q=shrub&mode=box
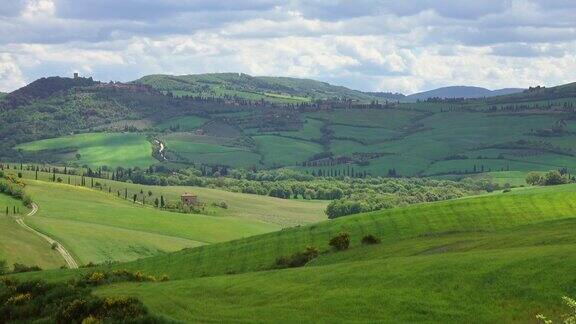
[86,272,106,285]
[361,234,381,245]
[211,201,229,209]
[543,170,569,186]
[12,263,42,273]
[51,242,59,250]
[275,246,320,268]
[329,232,351,251]
[5,293,32,305]
[77,269,164,287]
[525,172,543,186]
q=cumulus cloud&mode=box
[0,0,575,93]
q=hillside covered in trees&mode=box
[2,74,576,179]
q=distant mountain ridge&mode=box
[405,86,524,101]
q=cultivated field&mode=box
[17,133,157,168]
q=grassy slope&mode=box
[135,73,375,102]
[73,184,576,322]
[12,171,326,266]
[155,115,207,131]
[162,132,261,168]
[254,135,324,166]
[17,169,327,227]
[15,184,576,322]
[0,194,64,269]
[16,133,157,168]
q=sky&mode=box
[0,0,575,94]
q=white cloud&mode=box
[0,0,575,93]
[0,54,26,92]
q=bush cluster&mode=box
[275,246,320,269]
[274,232,381,268]
[0,176,31,206]
[526,170,571,186]
[0,277,166,323]
[329,232,351,250]
[12,263,42,273]
[361,234,381,245]
[75,269,169,287]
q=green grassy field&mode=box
[254,135,324,167]
[155,115,207,131]
[12,105,576,177]
[276,118,324,140]
[8,171,326,266]
[0,193,63,269]
[13,169,328,227]
[161,132,261,167]
[16,133,157,168]
[307,108,422,128]
[16,183,576,322]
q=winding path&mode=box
[155,139,167,161]
[16,203,79,269]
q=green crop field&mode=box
[307,108,422,128]
[0,193,63,269]
[161,132,261,167]
[16,133,157,168]
[254,135,324,167]
[155,115,207,131]
[10,104,576,177]
[15,183,576,322]
[276,118,324,140]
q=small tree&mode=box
[361,234,381,245]
[133,194,137,203]
[329,232,351,251]
[526,172,543,186]
[154,198,159,207]
[544,170,568,186]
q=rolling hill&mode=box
[134,73,380,102]
[12,182,576,322]
[0,170,327,266]
[2,74,576,178]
